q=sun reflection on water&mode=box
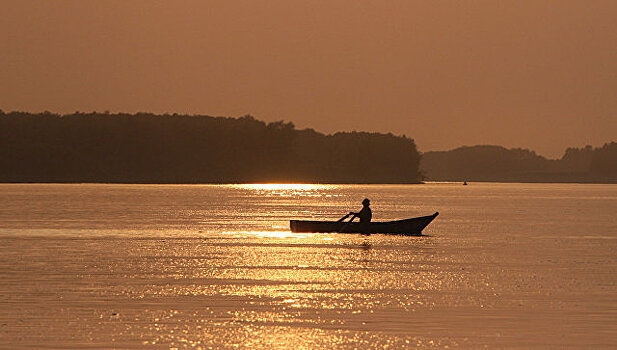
[222,230,323,239]
[231,183,340,198]
[234,184,331,191]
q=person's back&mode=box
[351,198,372,223]
[357,205,372,223]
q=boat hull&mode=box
[290,212,439,235]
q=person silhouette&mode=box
[350,198,372,223]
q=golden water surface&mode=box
[0,183,616,348]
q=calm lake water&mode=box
[1,183,616,348]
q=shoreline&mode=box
[0,180,425,185]
[2,180,617,185]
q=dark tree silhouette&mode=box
[0,111,423,183]
[589,142,617,178]
[421,144,617,183]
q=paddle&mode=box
[338,214,356,233]
[337,213,352,222]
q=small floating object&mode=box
[290,212,439,235]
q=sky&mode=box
[1,0,616,158]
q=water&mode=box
[0,183,616,348]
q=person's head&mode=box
[362,198,370,207]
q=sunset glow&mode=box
[222,230,320,239]
[1,1,616,348]
[234,184,330,192]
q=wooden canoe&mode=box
[290,212,439,235]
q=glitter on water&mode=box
[0,183,616,348]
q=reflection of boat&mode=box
[290,212,439,235]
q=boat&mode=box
[290,212,439,235]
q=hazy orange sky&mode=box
[1,1,616,158]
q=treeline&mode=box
[0,111,422,183]
[421,144,617,183]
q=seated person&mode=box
[350,198,372,223]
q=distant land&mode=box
[422,144,617,183]
[2,111,615,184]
[0,111,422,184]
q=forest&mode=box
[0,111,423,183]
[421,143,617,183]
